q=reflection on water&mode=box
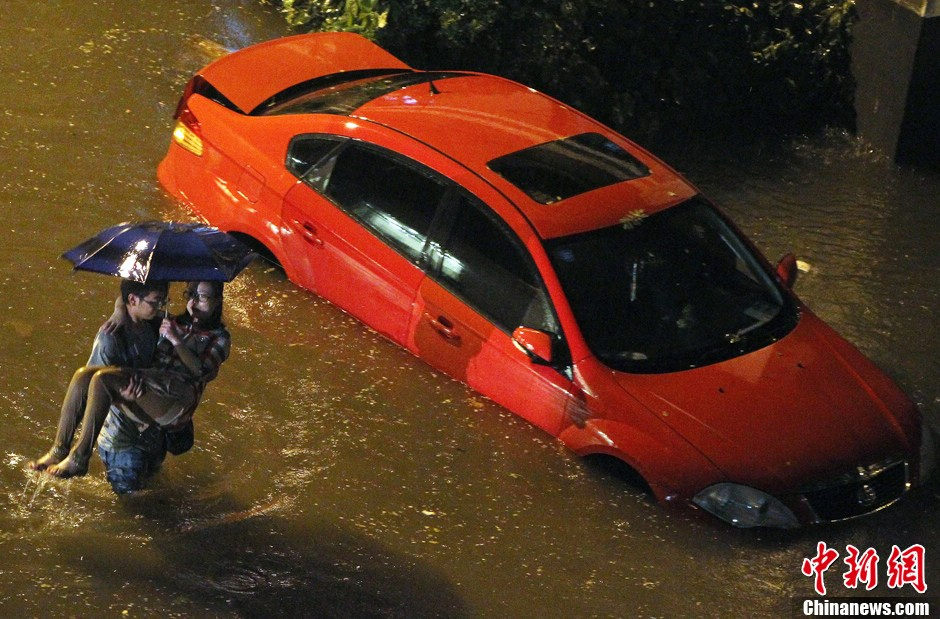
[0,0,936,616]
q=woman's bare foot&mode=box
[46,455,88,478]
[27,448,66,472]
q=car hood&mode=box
[612,314,915,493]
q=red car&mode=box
[158,32,932,527]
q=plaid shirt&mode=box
[154,316,230,402]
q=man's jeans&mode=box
[98,445,165,494]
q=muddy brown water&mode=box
[0,1,936,616]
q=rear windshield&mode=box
[487,133,650,204]
[257,71,466,117]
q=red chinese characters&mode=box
[843,545,879,590]
[887,544,927,593]
[803,542,928,595]
[802,542,841,595]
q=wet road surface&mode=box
[0,1,936,615]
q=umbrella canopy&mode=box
[62,221,256,283]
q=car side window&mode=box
[433,192,558,335]
[286,135,346,179]
[317,143,447,264]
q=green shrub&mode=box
[265,0,387,38]
[264,0,855,138]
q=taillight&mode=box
[172,119,203,157]
[172,78,204,156]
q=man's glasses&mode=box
[141,297,168,310]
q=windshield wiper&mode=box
[724,321,764,344]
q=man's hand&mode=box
[120,373,145,402]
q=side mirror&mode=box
[511,327,554,365]
[776,252,798,288]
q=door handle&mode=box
[425,313,460,342]
[296,221,323,247]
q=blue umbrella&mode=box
[62,221,256,283]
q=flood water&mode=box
[0,1,936,616]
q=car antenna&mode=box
[425,70,441,95]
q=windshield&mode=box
[544,197,798,373]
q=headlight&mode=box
[693,483,799,529]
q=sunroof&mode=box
[258,71,466,117]
[487,133,650,204]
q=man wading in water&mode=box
[29,279,167,479]
[29,280,231,493]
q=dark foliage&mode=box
[264,0,856,139]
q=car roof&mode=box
[198,33,697,239]
[350,74,697,239]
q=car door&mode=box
[281,136,447,345]
[408,190,576,437]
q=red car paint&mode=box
[158,32,925,527]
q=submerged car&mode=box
[158,32,931,527]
